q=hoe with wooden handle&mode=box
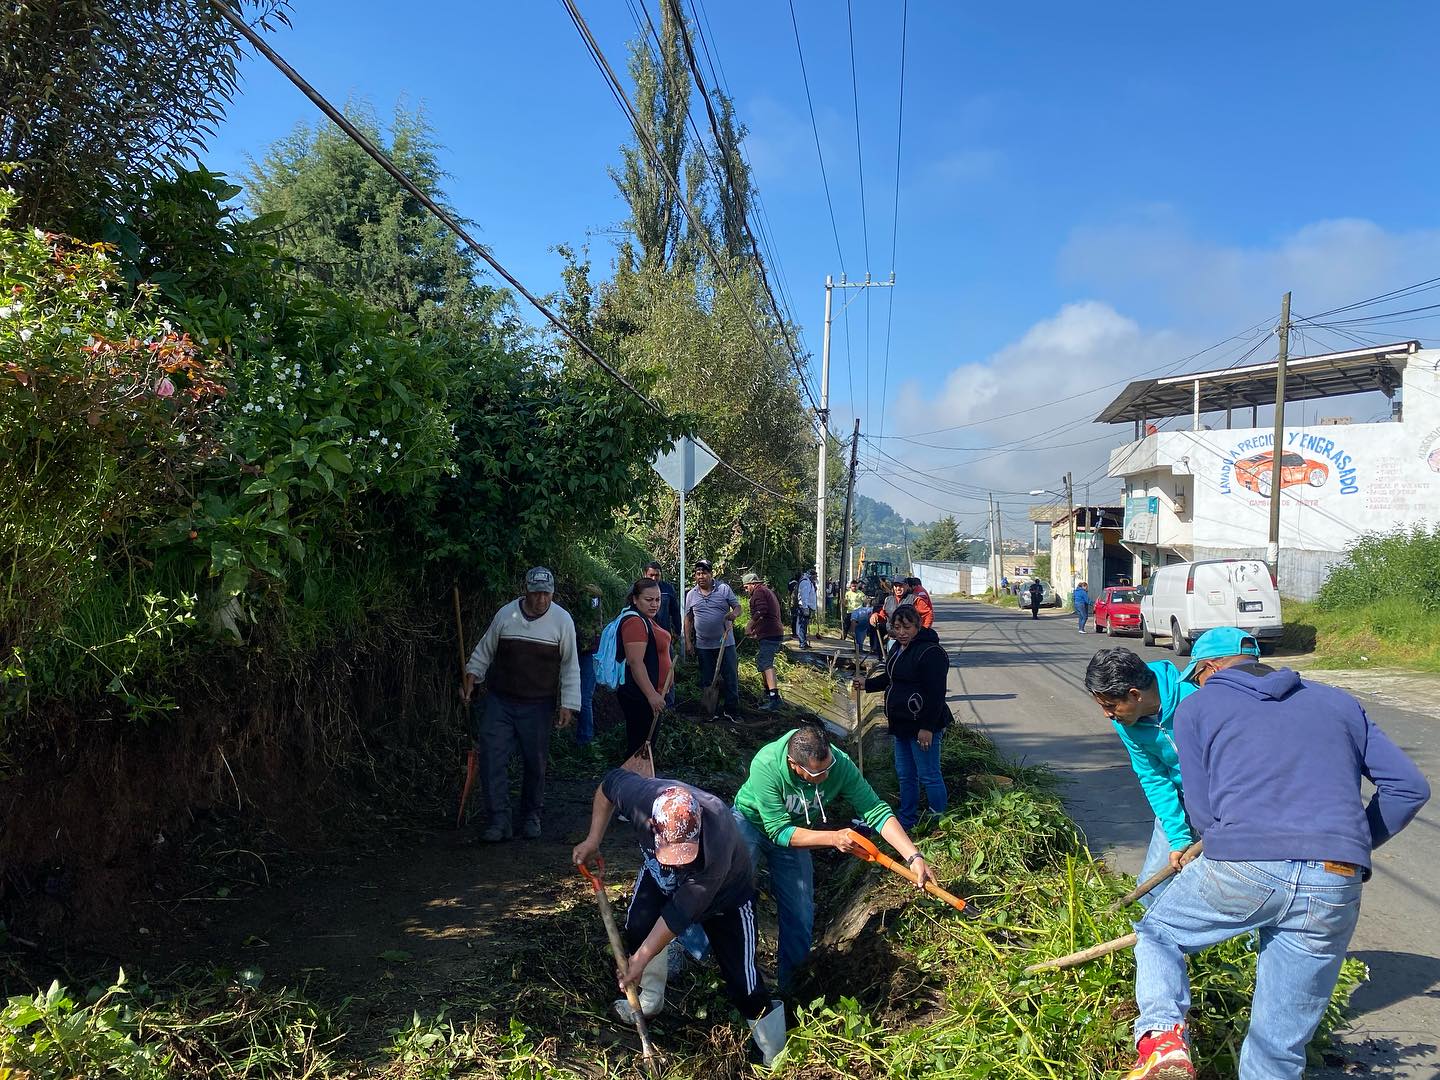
[1026,844,1205,973]
[843,830,974,915]
[578,858,658,1068]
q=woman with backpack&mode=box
[616,578,672,760]
[853,605,951,830]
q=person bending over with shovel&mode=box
[1122,628,1429,1080]
[732,723,935,990]
[572,771,787,1065]
[1083,646,1205,908]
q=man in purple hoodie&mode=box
[1123,627,1430,1080]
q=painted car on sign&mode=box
[1234,451,1328,495]
[1094,586,1142,636]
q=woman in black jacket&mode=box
[854,604,950,829]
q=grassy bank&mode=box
[1283,597,1440,672]
[1,711,1365,1079]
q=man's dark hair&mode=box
[1084,648,1158,699]
[644,560,663,574]
[787,724,831,765]
[890,605,922,628]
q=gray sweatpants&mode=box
[478,692,555,828]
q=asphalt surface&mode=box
[932,597,1440,1079]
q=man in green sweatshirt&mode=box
[732,725,935,988]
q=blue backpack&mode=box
[594,610,649,689]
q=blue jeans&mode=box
[697,644,739,710]
[796,608,813,646]
[1135,856,1363,1079]
[1138,817,1177,910]
[733,809,814,989]
[892,733,948,830]
[577,651,597,744]
[850,607,871,651]
[1076,602,1089,630]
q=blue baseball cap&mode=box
[1180,627,1261,682]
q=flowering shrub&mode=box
[0,189,227,640]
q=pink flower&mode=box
[155,376,175,398]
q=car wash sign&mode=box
[1218,431,1360,498]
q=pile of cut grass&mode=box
[2,722,1365,1079]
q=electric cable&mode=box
[210,0,812,510]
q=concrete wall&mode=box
[912,561,989,596]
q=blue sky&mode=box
[206,1,1440,530]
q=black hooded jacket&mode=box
[861,627,952,740]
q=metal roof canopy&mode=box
[1094,341,1420,425]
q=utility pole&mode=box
[1064,472,1075,589]
[1266,291,1292,578]
[814,276,833,588]
[815,273,895,593]
[987,493,997,593]
[1083,480,1091,584]
[838,419,862,602]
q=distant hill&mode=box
[848,494,921,574]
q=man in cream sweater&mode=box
[462,567,580,841]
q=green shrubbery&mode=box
[1280,526,1440,670]
[0,170,681,733]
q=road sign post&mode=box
[650,436,720,592]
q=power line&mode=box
[874,0,908,474]
[844,0,874,443]
[560,0,824,423]
[657,0,822,430]
[210,0,810,510]
[787,0,846,272]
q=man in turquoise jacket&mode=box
[1083,645,1234,904]
[733,725,934,988]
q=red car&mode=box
[1094,586,1143,637]
[1234,451,1328,495]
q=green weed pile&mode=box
[2,719,1365,1079]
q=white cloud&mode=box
[1060,214,1440,332]
[863,215,1440,524]
[865,302,1189,523]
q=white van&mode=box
[1139,559,1283,656]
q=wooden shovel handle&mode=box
[1024,932,1137,974]
[1109,839,1204,910]
[579,862,656,1062]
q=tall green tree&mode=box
[244,103,503,335]
[912,516,964,562]
[0,0,288,228]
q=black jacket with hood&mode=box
[861,626,952,740]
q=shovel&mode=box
[843,830,975,916]
[699,649,725,718]
[1026,844,1204,973]
[453,583,481,828]
[1107,839,1203,911]
[578,858,658,1068]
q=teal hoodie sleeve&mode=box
[1113,720,1194,849]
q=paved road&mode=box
[932,598,1440,1079]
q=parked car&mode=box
[1234,451,1328,495]
[1139,559,1283,656]
[1022,580,1062,608]
[1094,586,1143,636]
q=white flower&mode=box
[0,306,11,318]
[59,326,73,336]
[106,312,117,328]
[391,450,399,459]
[19,328,32,342]
[369,429,379,437]
[162,319,172,332]
[380,436,389,446]
[364,358,372,366]
[33,227,44,239]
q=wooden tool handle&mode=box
[580,865,656,1062]
[872,848,969,913]
[1024,932,1138,974]
[1109,839,1204,910]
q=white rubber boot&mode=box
[612,950,668,1023]
[747,999,788,1067]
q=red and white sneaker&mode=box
[1123,1025,1194,1079]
